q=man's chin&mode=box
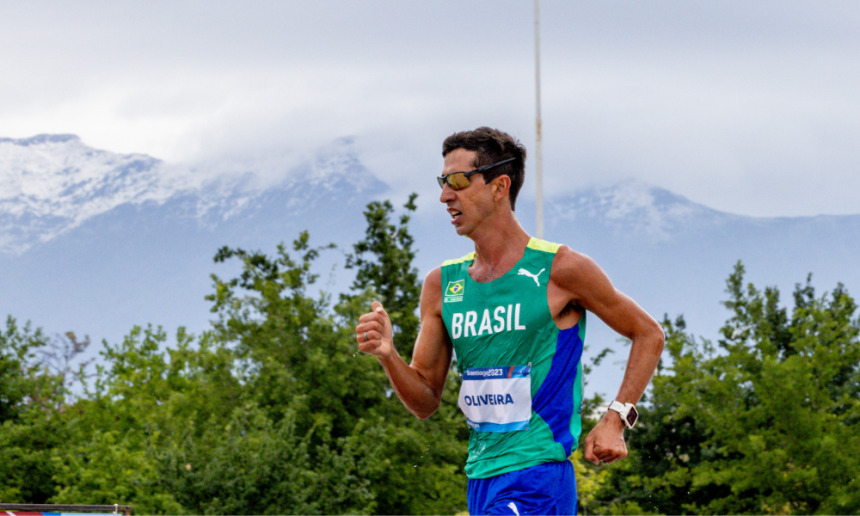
[453,224,471,237]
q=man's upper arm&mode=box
[553,246,660,341]
[409,267,453,400]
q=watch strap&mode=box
[608,401,637,429]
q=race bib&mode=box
[458,365,532,433]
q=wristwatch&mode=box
[608,401,638,429]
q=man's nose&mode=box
[439,183,456,203]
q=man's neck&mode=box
[467,212,531,283]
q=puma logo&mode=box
[517,268,545,286]
[508,502,520,516]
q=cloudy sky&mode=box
[2,1,858,217]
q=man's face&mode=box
[439,148,495,237]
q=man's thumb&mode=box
[584,439,599,465]
[371,300,385,313]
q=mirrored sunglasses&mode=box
[437,157,516,190]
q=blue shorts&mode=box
[467,460,577,515]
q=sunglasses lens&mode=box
[446,172,470,190]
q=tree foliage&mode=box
[0,194,468,514]
[585,261,860,515]
[0,319,73,503]
[345,194,421,358]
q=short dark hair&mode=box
[442,127,527,211]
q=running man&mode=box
[355,127,664,515]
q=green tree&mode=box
[49,325,234,513]
[344,194,421,358]
[0,319,76,503]
[588,262,860,515]
[341,194,468,513]
[3,195,469,514]
[0,317,52,422]
[206,199,468,514]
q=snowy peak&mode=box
[0,134,384,255]
[0,134,170,253]
[165,137,383,226]
[546,181,736,240]
[0,133,166,211]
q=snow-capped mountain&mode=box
[0,135,387,355]
[0,134,165,254]
[0,134,381,255]
[541,182,860,357]
[545,181,742,241]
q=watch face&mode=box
[626,405,638,428]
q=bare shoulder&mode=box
[424,266,443,288]
[548,245,620,313]
[413,266,452,376]
[421,267,444,314]
[550,245,607,288]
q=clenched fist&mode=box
[355,301,395,358]
[583,411,628,465]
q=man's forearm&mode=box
[615,327,664,404]
[377,351,442,420]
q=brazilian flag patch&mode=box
[444,280,465,303]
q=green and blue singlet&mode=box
[440,237,586,479]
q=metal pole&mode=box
[534,0,544,239]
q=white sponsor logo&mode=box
[517,267,545,286]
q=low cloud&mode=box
[0,0,857,217]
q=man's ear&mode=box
[491,175,511,202]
